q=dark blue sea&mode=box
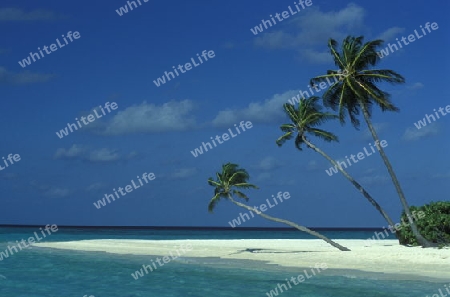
[0,227,447,297]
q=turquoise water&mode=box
[0,227,446,296]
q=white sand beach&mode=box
[34,239,450,280]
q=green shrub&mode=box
[397,201,450,247]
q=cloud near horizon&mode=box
[402,125,439,141]
[376,27,405,41]
[54,144,136,163]
[212,90,297,127]
[30,180,70,198]
[0,67,54,84]
[253,4,366,63]
[102,100,197,135]
[0,8,64,21]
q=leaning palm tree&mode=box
[309,36,433,247]
[207,162,350,251]
[276,97,396,230]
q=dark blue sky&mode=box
[1,0,449,227]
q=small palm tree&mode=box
[207,162,350,251]
[309,36,433,247]
[276,97,395,230]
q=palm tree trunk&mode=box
[358,101,434,247]
[302,137,397,234]
[227,195,351,251]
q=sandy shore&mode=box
[34,239,450,280]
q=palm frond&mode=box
[233,183,258,189]
[307,128,339,142]
[311,36,405,129]
[207,163,258,213]
[294,134,304,151]
[233,190,249,201]
[208,192,222,213]
[276,132,294,147]
[277,96,339,148]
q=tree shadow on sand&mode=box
[230,248,327,255]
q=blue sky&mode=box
[1,0,449,227]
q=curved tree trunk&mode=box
[302,137,397,237]
[359,102,434,247]
[227,195,351,251]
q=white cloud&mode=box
[30,181,70,198]
[359,175,390,186]
[54,145,134,163]
[257,156,282,171]
[43,188,70,198]
[364,168,377,175]
[86,182,107,192]
[407,82,424,90]
[253,4,366,63]
[126,151,139,160]
[254,31,298,49]
[0,67,54,84]
[362,123,389,140]
[0,172,18,179]
[308,160,319,171]
[223,42,235,49]
[212,90,297,127]
[301,49,333,64]
[54,144,85,159]
[87,148,120,162]
[170,168,198,179]
[402,125,439,141]
[296,4,365,45]
[432,171,450,179]
[377,27,405,41]
[254,172,272,182]
[0,8,63,21]
[103,100,196,135]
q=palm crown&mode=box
[207,163,258,213]
[276,96,339,150]
[310,36,405,128]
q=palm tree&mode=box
[276,97,396,230]
[309,36,433,247]
[207,162,350,251]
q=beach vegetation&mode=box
[398,201,450,247]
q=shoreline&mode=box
[33,239,450,280]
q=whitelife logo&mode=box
[287,76,339,106]
[228,192,291,227]
[93,172,156,209]
[190,121,253,158]
[364,211,425,245]
[0,153,21,171]
[325,140,388,177]
[18,31,81,68]
[115,0,149,16]
[55,102,118,139]
[250,0,313,35]
[0,225,58,261]
[153,50,215,87]
[131,244,193,280]
[265,263,328,297]
[377,22,439,58]
[413,104,450,130]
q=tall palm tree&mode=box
[207,162,350,251]
[309,36,433,247]
[276,97,396,230]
